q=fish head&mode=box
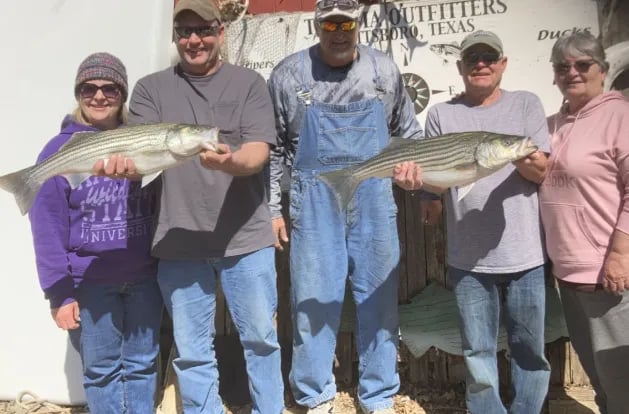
[166,125,220,156]
[475,134,538,170]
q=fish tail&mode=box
[318,166,362,211]
[0,166,40,215]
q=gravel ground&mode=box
[0,384,466,413]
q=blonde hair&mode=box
[71,103,129,127]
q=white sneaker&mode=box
[307,400,334,413]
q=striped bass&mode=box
[0,123,220,215]
[319,131,538,211]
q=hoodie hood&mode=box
[59,114,99,135]
[560,90,627,120]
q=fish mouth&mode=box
[519,137,538,158]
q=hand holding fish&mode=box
[51,301,81,331]
[513,151,548,184]
[92,154,141,180]
[393,161,423,191]
[272,217,289,251]
[200,141,271,177]
[200,143,234,171]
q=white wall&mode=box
[0,1,173,404]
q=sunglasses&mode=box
[462,51,502,66]
[174,25,220,39]
[316,0,358,11]
[553,60,597,75]
[319,20,357,32]
[78,83,121,99]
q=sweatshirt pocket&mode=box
[540,202,604,264]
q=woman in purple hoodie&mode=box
[539,32,629,414]
[28,53,163,414]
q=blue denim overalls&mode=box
[288,48,400,412]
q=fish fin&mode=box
[59,131,99,151]
[141,171,162,187]
[63,173,92,189]
[456,183,475,202]
[318,166,361,211]
[0,165,41,215]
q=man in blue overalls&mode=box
[268,1,424,412]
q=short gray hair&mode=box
[550,32,609,72]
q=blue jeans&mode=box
[157,247,284,414]
[289,175,400,412]
[449,265,550,414]
[73,278,163,414]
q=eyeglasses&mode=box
[316,0,358,12]
[174,25,220,39]
[319,20,357,32]
[78,83,121,100]
[553,60,597,75]
[462,51,502,66]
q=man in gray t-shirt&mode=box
[95,0,284,413]
[423,30,551,413]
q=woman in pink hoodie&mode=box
[540,32,629,414]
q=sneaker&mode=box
[307,400,334,413]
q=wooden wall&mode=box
[248,0,315,14]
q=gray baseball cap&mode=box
[460,30,503,55]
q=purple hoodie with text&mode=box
[28,117,158,308]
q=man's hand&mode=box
[92,154,141,180]
[420,199,443,225]
[51,301,81,330]
[200,143,234,171]
[393,161,423,191]
[200,142,269,176]
[272,217,289,251]
[513,151,548,184]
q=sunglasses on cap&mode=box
[316,0,358,11]
[461,51,502,66]
[174,25,220,39]
[553,60,597,75]
[78,83,121,100]
[319,20,357,32]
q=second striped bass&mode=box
[319,131,538,210]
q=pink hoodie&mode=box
[540,91,629,284]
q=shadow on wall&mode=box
[64,332,86,405]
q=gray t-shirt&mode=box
[425,90,549,273]
[267,44,423,217]
[129,63,276,259]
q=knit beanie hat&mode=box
[74,52,128,101]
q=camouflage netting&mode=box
[223,12,301,73]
